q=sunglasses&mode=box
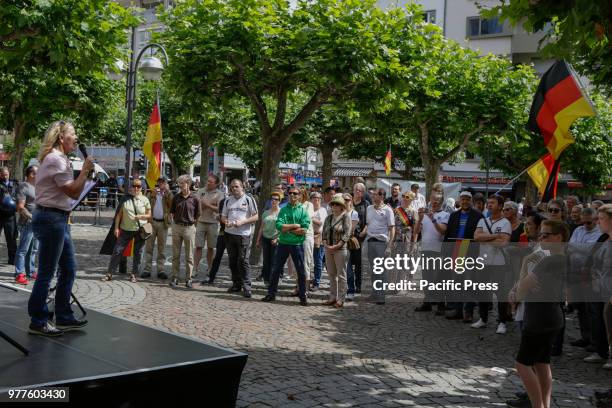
[548,208,561,214]
[132,185,142,188]
[502,208,513,211]
[288,192,300,196]
[270,197,280,201]
[403,195,412,199]
[377,192,385,196]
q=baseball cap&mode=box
[459,191,472,198]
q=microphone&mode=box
[78,144,95,179]
[78,143,88,159]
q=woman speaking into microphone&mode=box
[27,120,94,336]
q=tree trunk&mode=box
[423,162,439,202]
[320,145,333,188]
[11,119,27,180]
[200,132,211,182]
[249,134,286,266]
[402,163,413,181]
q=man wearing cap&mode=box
[310,191,328,290]
[409,183,426,211]
[443,191,483,319]
[262,186,311,305]
[366,188,395,305]
[142,177,173,279]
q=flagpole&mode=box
[493,166,531,195]
[157,89,164,179]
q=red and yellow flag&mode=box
[384,148,392,176]
[122,238,135,257]
[143,103,162,190]
[527,153,559,199]
[527,60,595,159]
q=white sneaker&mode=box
[496,323,507,334]
[603,359,612,370]
[346,293,355,301]
[471,318,487,329]
[583,353,605,363]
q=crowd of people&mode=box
[3,122,610,407]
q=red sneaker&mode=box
[15,274,29,285]
[30,273,38,280]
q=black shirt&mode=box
[171,193,200,225]
[384,196,400,209]
[510,222,525,243]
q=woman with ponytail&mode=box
[27,120,95,337]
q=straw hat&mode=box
[330,193,347,209]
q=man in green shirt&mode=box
[262,186,311,305]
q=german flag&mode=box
[122,238,135,257]
[143,102,162,190]
[527,153,560,201]
[384,148,392,176]
[527,60,595,159]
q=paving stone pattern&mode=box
[1,223,609,407]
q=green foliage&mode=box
[485,0,611,91]
[0,0,137,176]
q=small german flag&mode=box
[527,153,560,199]
[384,148,392,176]
[122,238,135,257]
[527,60,595,159]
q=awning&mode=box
[333,168,371,177]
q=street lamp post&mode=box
[107,32,168,184]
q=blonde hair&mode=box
[300,187,309,203]
[403,191,416,200]
[39,120,73,163]
[342,193,354,210]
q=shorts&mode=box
[196,222,219,249]
[515,329,558,366]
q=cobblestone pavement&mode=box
[1,222,610,407]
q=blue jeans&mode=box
[28,208,77,326]
[268,244,307,299]
[312,245,324,287]
[261,237,278,284]
[15,221,38,277]
[346,247,362,295]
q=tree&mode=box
[384,22,537,198]
[0,0,136,178]
[160,0,415,211]
[484,0,611,91]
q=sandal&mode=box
[130,274,137,283]
[101,274,112,282]
[334,301,344,309]
[323,299,336,306]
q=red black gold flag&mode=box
[527,60,595,159]
[527,153,560,201]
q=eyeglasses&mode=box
[538,232,557,238]
[270,197,280,201]
[288,192,299,196]
[132,185,142,188]
[548,208,561,214]
[502,208,513,212]
[403,195,412,199]
[377,192,385,196]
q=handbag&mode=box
[347,236,360,250]
[130,196,153,240]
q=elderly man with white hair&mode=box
[169,174,201,288]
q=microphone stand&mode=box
[0,283,29,356]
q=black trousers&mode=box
[208,234,226,282]
[0,216,17,264]
[224,233,252,290]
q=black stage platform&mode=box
[0,286,247,407]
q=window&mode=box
[467,16,508,38]
[422,10,436,24]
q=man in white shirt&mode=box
[568,207,602,348]
[472,195,512,333]
[366,188,395,305]
[309,192,328,290]
[221,179,258,297]
[414,194,449,312]
[409,183,426,211]
[142,177,172,279]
